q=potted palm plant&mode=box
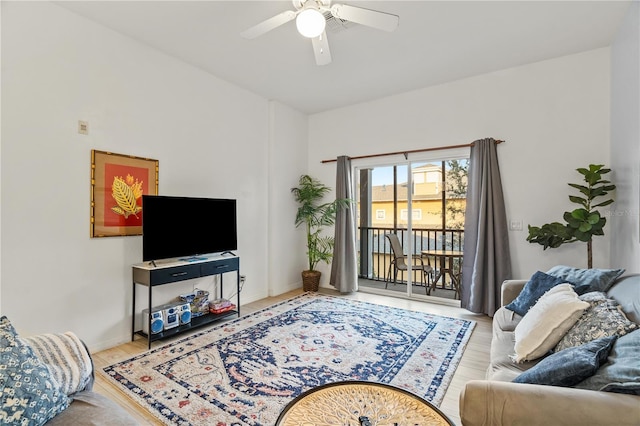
[291,174,352,291]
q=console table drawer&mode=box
[149,264,201,285]
[201,257,239,276]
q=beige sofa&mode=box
[459,274,640,426]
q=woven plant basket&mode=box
[301,270,321,292]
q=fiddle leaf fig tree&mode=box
[527,164,615,268]
[291,174,352,272]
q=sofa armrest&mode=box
[500,280,527,306]
[460,380,640,426]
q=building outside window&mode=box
[400,209,422,221]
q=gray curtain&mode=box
[330,156,358,293]
[461,138,511,316]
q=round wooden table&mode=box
[275,381,455,426]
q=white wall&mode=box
[1,2,280,350]
[0,1,3,310]
[1,2,632,351]
[309,48,613,282]
[268,101,309,295]
[610,1,640,273]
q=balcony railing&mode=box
[358,226,464,283]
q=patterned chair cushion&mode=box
[0,316,70,425]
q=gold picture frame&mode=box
[90,150,159,238]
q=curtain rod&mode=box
[321,139,505,164]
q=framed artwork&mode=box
[90,150,159,238]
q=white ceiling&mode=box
[55,1,631,114]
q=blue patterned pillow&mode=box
[513,336,617,387]
[0,316,70,425]
[505,271,567,316]
[575,329,640,394]
[554,292,638,352]
[546,265,625,295]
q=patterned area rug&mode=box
[103,293,475,425]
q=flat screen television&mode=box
[142,195,237,261]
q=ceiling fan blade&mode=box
[240,10,297,39]
[330,4,398,32]
[312,31,332,66]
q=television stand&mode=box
[220,250,236,256]
[132,256,240,349]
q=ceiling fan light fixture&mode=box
[296,8,326,38]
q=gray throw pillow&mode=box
[513,336,617,387]
[546,265,624,295]
[505,271,567,316]
[575,329,640,395]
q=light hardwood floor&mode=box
[92,289,492,425]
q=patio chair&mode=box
[385,233,433,293]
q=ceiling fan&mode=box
[240,0,399,66]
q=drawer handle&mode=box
[216,265,229,269]
[171,272,188,277]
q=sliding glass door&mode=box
[355,154,468,300]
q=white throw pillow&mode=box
[512,284,589,363]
